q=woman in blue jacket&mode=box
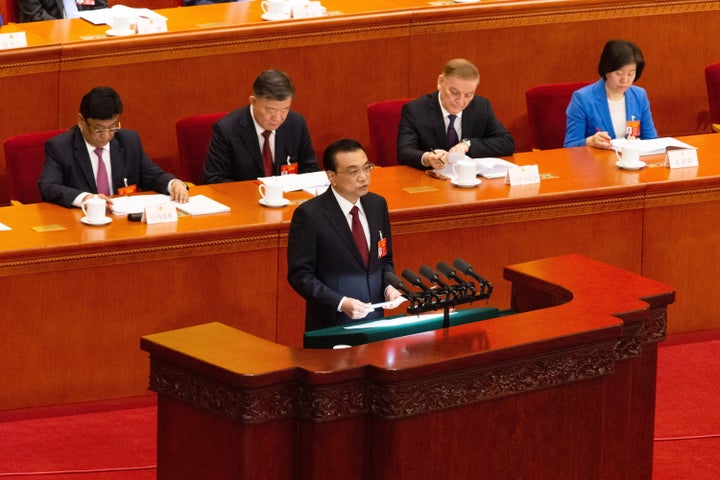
[564,40,657,148]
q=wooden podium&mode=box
[141,253,673,479]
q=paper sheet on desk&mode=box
[258,171,330,192]
[611,137,697,156]
[433,155,517,180]
[110,194,169,215]
[79,5,166,26]
[0,222,11,231]
[343,310,443,330]
[173,195,230,215]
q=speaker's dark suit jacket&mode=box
[39,126,177,208]
[203,106,318,183]
[287,189,395,332]
[19,0,108,23]
[397,91,515,168]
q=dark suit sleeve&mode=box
[203,120,235,184]
[127,134,176,194]
[287,204,344,309]
[466,99,515,158]
[38,137,79,208]
[18,0,60,22]
[295,117,319,174]
[397,102,430,169]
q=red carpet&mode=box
[653,328,720,479]
[0,331,718,479]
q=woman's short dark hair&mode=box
[597,40,645,81]
[323,138,366,171]
[79,86,123,120]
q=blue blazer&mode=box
[287,189,395,332]
[397,91,515,168]
[564,79,657,147]
[39,126,176,208]
[203,105,318,183]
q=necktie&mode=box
[262,130,273,177]
[350,206,369,267]
[447,114,459,148]
[94,147,110,195]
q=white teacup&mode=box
[453,158,477,185]
[259,182,285,205]
[112,12,131,32]
[81,195,107,223]
[261,0,286,18]
[615,146,641,166]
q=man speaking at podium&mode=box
[287,139,403,332]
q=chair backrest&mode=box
[705,63,720,129]
[4,129,65,204]
[367,98,412,166]
[525,82,591,150]
[175,112,227,185]
[0,0,19,24]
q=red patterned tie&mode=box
[262,130,273,176]
[350,206,369,266]
[94,147,110,195]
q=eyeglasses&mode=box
[335,163,374,178]
[91,122,121,135]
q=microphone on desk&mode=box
[402,269,433,292]
[419,265,451,291]
[453,258,488,284]
[437,261,472,287]
[384,272,417,298]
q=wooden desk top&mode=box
[1,133,718,264]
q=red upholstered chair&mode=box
[175,112,226,185]
[0,0,19,23]
[367,98,412,166]
[525,82,591,150]
[705,63,720,133]
[4,129,65,205]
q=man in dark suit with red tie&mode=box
[287,139,403,332]
[203,70,319,184]
[38,86,189,208]
[397,58,515,170]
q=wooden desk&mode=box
[0,133,717,410]
[141,254,675,480]
[1,0,719,204]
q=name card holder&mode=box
[142,201,178,224]
[0,32,28,50]
[506,164,541,186]
[664,146,699,169]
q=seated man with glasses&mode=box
[39,86,189,208]
[287,138,403,332]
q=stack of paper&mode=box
[611,137,697,156]
[173,195,230,215]
[110,194,169,215]
[434,156,517,180]
[258,171,330,192]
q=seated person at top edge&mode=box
[18,0,108,23]
[397,58,515,170]
[203,70,319,183]
[38,86,189,208]
[564,39,657,148]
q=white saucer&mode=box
[105,28,136,37]
[451,178,481,188]
[259,198,290,208]
[81,216,112,226]
[261,13,291,21]
[616,160,646,171]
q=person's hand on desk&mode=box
[341,298,374,320]
[448,140,470,155]
[587,130,612,149]
[81,193,113,209]
[423,149,449,169]
[169,179,190,203]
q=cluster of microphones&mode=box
[384,258,493,321]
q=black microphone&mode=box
[402,269,432,291]
[437,261,471,286]
[419,265,451,290]
[453,258,488,284]
[384,272,416,298]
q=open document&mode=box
[258,171,330,193]
[610,137,697,156]
[434,156,517,180]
